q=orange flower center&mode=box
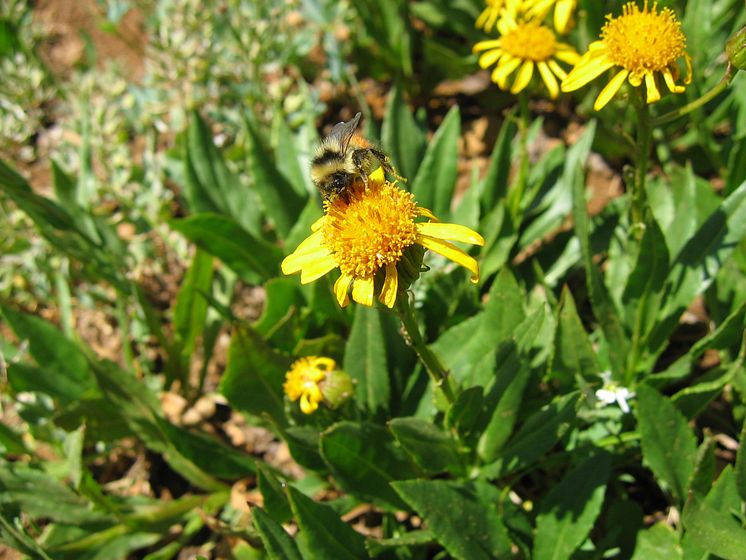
[500,21,557,61]
[601,2,686,73]
[321,179,418,279]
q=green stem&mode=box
[631,94,652,235]
[509,93,531,219]
[394,293,456,405]
[650,64,735,127]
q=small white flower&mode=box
[595,371,634,413]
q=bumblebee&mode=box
[310,112,398,201]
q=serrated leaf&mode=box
[631,523,683,560]
[682,494,746,560]
[170,213,281,284]
[343,306,390,418]
[636,384,697,502]
[431,267,525,386]
[411,105,460,219]
[644,179,746,360]
[480,393,578,479]
[320,421,418,510]
[552,287,600,385]
[252,507,302,560]
[533,453,611,560]
[389,417,464,475]
[287,486,367,560]
[219,326,289,428]
[392,479,511,560]
[257,463,291,524]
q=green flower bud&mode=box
[320,368,354,409]
[727,25,746,71]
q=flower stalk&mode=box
[631,91,651,234]
[394,293,456,405]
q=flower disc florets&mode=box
[501,21,557,61]
[321,180,418,280]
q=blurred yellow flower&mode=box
[561,1,692,110]
[524,0,577,34]
[281,168,483,308]
[475,0,506,32]
[473,10,580,98]
[284,356,335,414]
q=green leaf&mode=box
[477,306,550,461]
[155,419,256,479]
[645,178,746,360]
[286,486,367,560]
[735,420,746,503]
[1,306,98,403]
[170,213,281,284]
[252,507,302,560]
[389,417,464,475]
[552,287,600,385]
[343,306,390,418]
[173,248,213,376]
[445,385,484,443]
[533,453,611,560]
[392,479,512,559]
[381,83,427,181]
[431,267,525,386]
[184,111,262,234]
[569,120,628,379]
[682,494,746,560]
[319,421,418,510]
[0,422,28,455]
[631,523,683,560]
[366,530,434,557]
[480,393,578,479]
[284,426,326,471]
[244,111,306,236]
[479,112,516,211]
[411,105,460,219]
[257,463,291,524]
[636,384,697,502]
[220,326,289,428]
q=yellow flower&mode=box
[523,0,577,34]
[281,168,484,309]
[473,10,580,98]
[475,0,506,32]
[561,1,692,110]
[284,356,335,414]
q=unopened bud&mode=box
[320,369,354,409]
[726,25,746,71]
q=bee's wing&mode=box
[328,112,362,153]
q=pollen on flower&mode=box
[321,180,419,280]
[501,21,557,62]
[602,2,686,74]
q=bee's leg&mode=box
[369,147,406,183]
[351,149,371,189]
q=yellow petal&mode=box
[351,276,375,306]
[547,59,568,81]
[300,393,319,414]
[299,253,337,284]
[418,235,480,284]
[493,56,521,89]
[554,0,576,34]
[511,60,534,94]
[334,273,353,307]
[310,215,326,231]
[281,239,332,275]
[473,39,502,53]
[379,263,398,308]
[682,54,692,85]
[478,48,504,69]
[416,222,485,246]
[644,73,661,104]
[537,61,559,99]
[416,207,439,222]
[561,51,615,92]
[662,68,684,93]
[369,166,385,183]
[593,69,629,110]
